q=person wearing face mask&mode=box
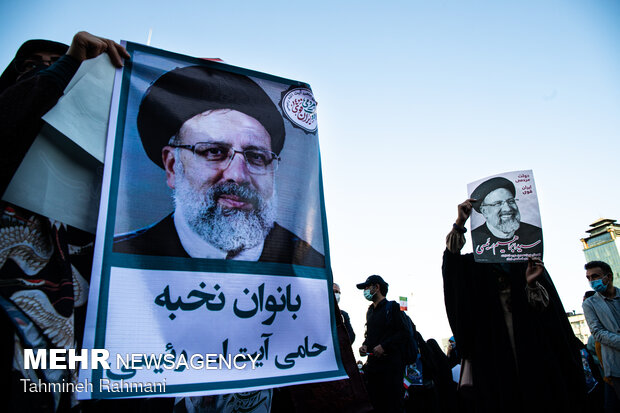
[356,275,409,413]
[583,260,620,401]
[333,283,355,343]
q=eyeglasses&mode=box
[481,198,518,209]
[169,142,280,175]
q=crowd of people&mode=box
[335,199,619,413]
[1,32,619,413]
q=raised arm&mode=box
[446,198,476,254]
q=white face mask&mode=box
[334,292,341,303]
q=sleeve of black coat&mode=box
[0,55,80,195]
[442,249,475,361]
[341,310,356,343]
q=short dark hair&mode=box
[584,261,612,276]
[375,282,388,296]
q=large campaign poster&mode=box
[79,42,345,399]
[467,170,543,263]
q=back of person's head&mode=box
[584,260,612,276]
[425,338,457,398]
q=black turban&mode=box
[471,177,516,213]
[137,65,285,168]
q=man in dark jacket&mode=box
[357,275,408,412]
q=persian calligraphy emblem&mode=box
[280,88,317,133]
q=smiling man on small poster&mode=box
[468,170,543,263]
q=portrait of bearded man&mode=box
[113,65,324,268]
[469,176,543,262]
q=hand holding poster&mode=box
[467,170,543,263]
[79,42,345,399]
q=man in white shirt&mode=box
[583,260,620,399]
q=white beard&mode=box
[172,161,276,253]
[495,212,521,235]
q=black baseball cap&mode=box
[356,275,388,289]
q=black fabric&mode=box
[272,299,373,413]
[426,338,458,413]
[363,299,408,365]
[408,332,457,413]
[363,298,409,412]
[442,249,586,413]
[471,221,543,263]
[113,215,325,267]
[0,39,68,94]
[387,304,418,365]
[366,364,405,413]
[0,203,97,413]
[341,309,356,343]
[0,55,80,196]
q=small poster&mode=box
[467,170,543,263]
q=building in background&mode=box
[567,311,590,344]
[581,218,620,286]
